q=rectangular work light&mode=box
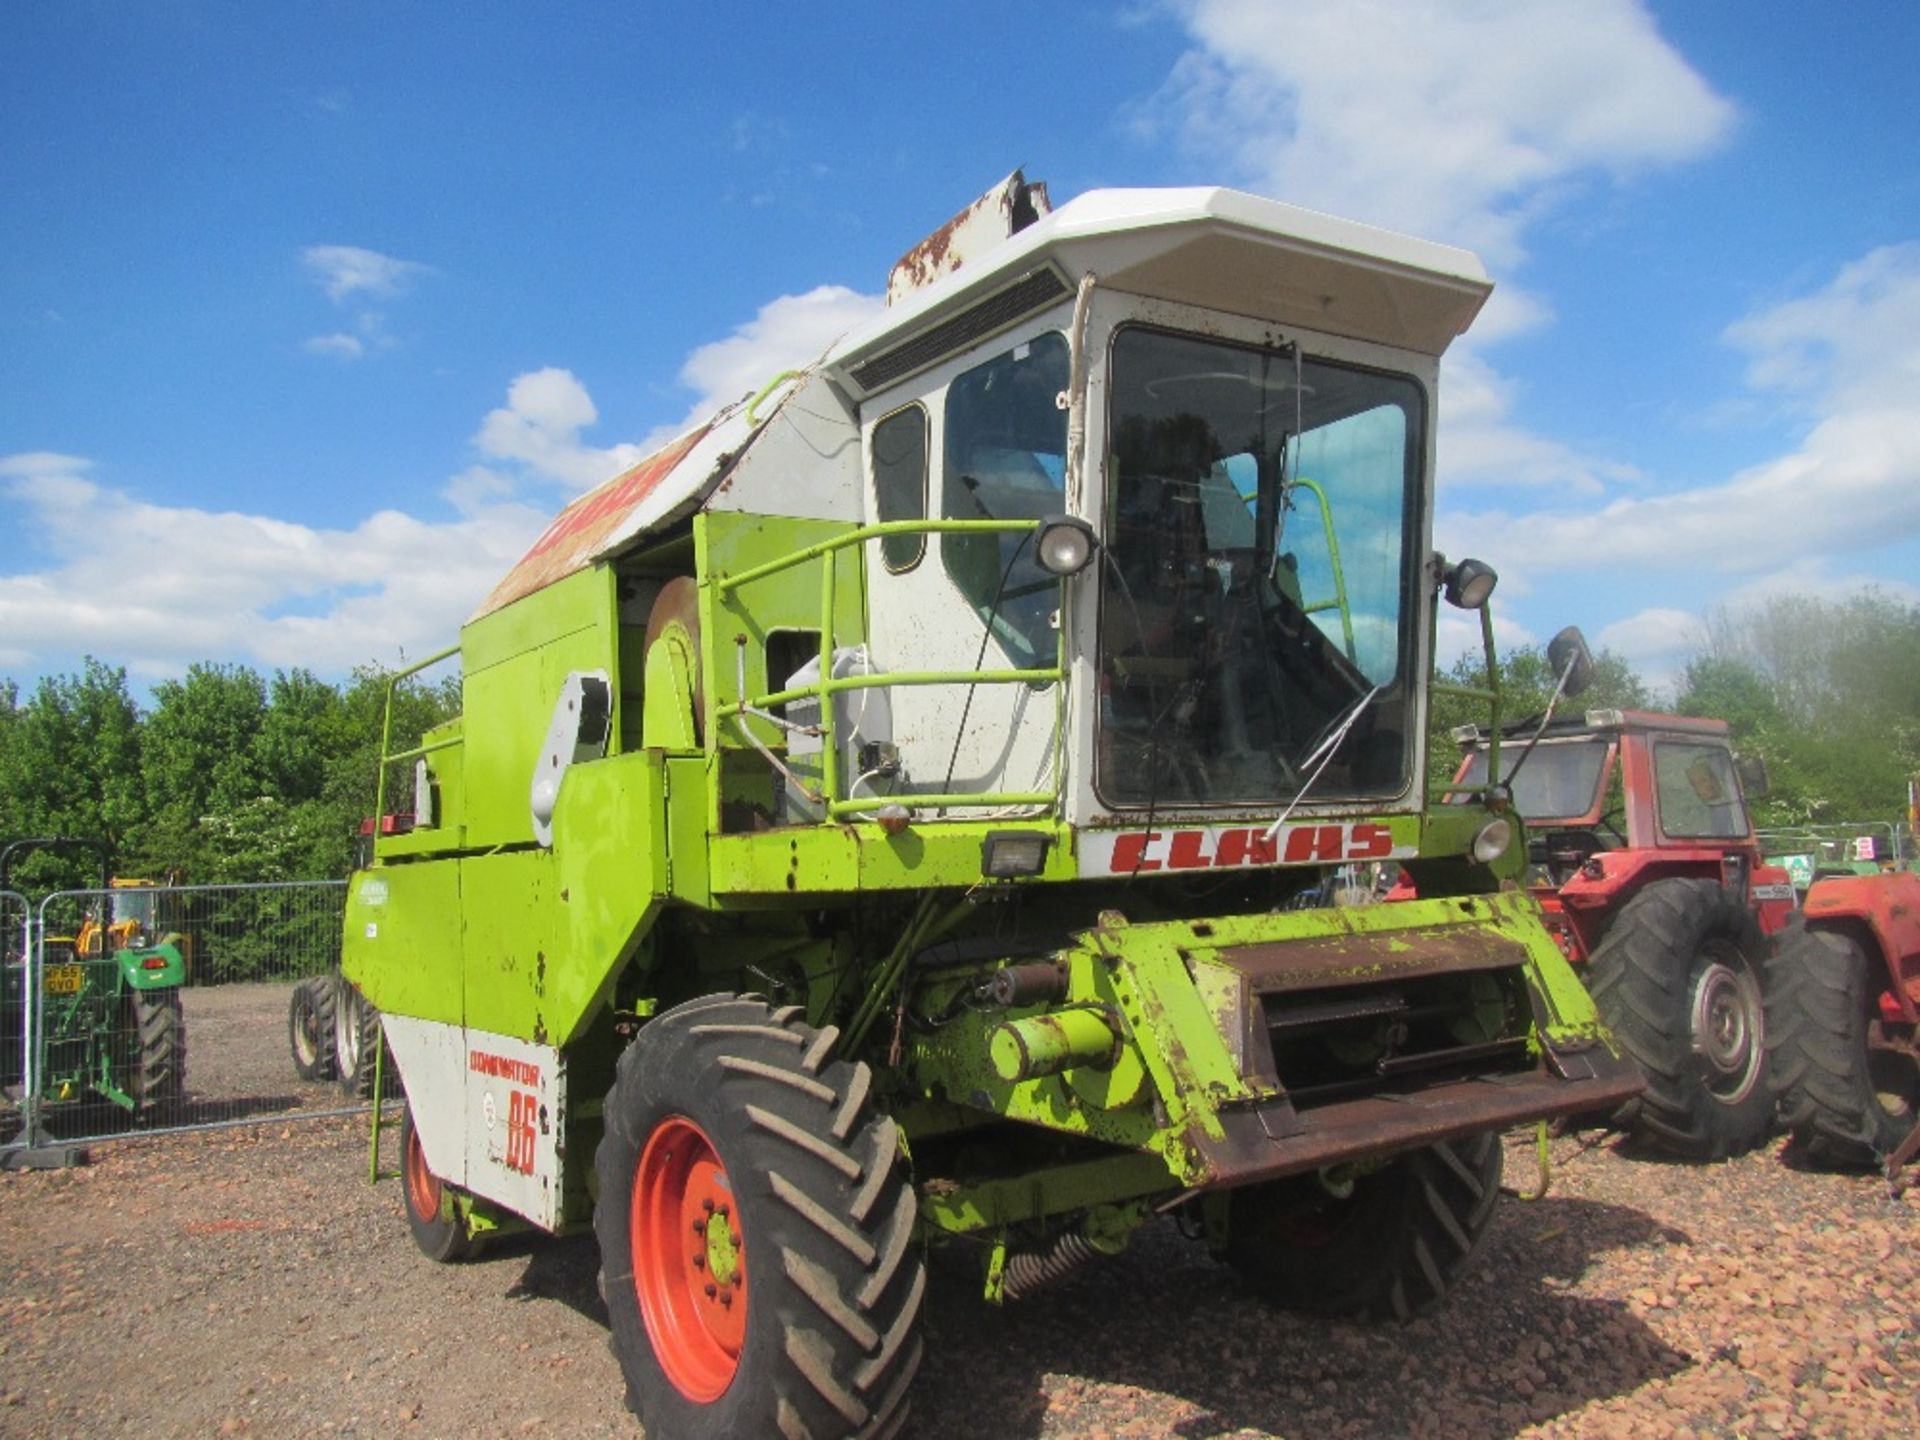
[982,831,1051,879]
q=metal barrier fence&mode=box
[3,880,365,1152]
[2,890,28,1145]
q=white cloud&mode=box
[1152,0,1735,268]
[473,367,647,493]
[0,369,662,676]
[1596,606,1701,696]
[0,457,547,674]
[302,244,432,304]
[1439,349,1642,495]
[642,284,884,450]
[302,331,365,360]
[1443,246,1920,580]
[1149,0,1732,496]
[0,452,90,480]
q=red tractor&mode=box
[1767,873,1920,1171]
[1442,710,1795,1159]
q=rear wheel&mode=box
[1223,1130,1503,1321]
[401,1104,474,1262]
[1767,920,1919,1166]
[1587,877,1773,1159]
[594,994,925,1440]
[333,978,384,1101]
[130,988,185,1123]
[288,976,337,1082]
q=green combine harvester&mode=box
[343,172,1641,1439]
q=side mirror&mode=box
[1546,626,1595,699]
[1735,753,1770,799]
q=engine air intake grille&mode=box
[850,268,1070,393]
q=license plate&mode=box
[43,964,85,995]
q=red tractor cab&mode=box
[1439,709,1794,1159]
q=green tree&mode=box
[0,660,146,890]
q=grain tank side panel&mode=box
[341,862,463,1027]
[458,567,618,850]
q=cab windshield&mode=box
[1097,327,1423,806]
[1457,739,1609,823]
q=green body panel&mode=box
[117,942,185,990]
[708,821,1073,898]
[545,751,669,1044]
[456,850,562,1038]
[460,567,617,850]
[342,862,464,1025]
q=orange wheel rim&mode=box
[404,1123,443,1224]
[631,1115,746,1402]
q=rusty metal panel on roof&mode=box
[471,425,712,621]
[885,170,1052,306]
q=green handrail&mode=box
[372,644,461,834]
[716,517,1067,818]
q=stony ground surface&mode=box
[0,1122,1914,1439]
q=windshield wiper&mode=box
[1261,683,1384,843]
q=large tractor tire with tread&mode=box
[594,993,925,1440]
[333,977,385,1101]
[400,1103,475,1262]
[131,988,186,1123]
[1766,918,1919,1167]
[288,976,337,1082]
[1586,877,1773,1159]
[1224,1129,1503,1321]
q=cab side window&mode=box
[871,404,930,573]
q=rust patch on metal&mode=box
[1213,924,1531,994]
[1187,1058,1643,1190]
[885,170,1052,305]
[474,424,712,620]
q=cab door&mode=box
[856,322,1071,811]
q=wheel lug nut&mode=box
[731,1232,741,1247]
[692,1254,705,1269]
[704,1283,717,1298]
[702,1199,715,1214]
[715,1204,728,1218]
[720,1291,733,1307]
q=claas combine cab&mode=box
[343,173,1639,1438]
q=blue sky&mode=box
[4,1,1917,693]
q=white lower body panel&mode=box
[383,1014,568,1231]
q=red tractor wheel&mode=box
[594,994,924,1440]
[1587,877,1774,1159]
[630,1115,748,1400]
[400,1104,474,1262]
[1767,920,1919,1166]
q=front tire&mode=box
[1587,877,1773,1159]
[1767,920,1918,1166]
[1223,1130,1504,1321]
[594,994,925,1440]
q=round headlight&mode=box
[1471,816,1513,864]
[1035,515,1097,576]
[1443,557,1499,610]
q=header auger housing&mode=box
[343,171,1639,1437]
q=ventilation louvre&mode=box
[850,268,1070,394]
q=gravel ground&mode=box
[1,1122,1914,1439]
